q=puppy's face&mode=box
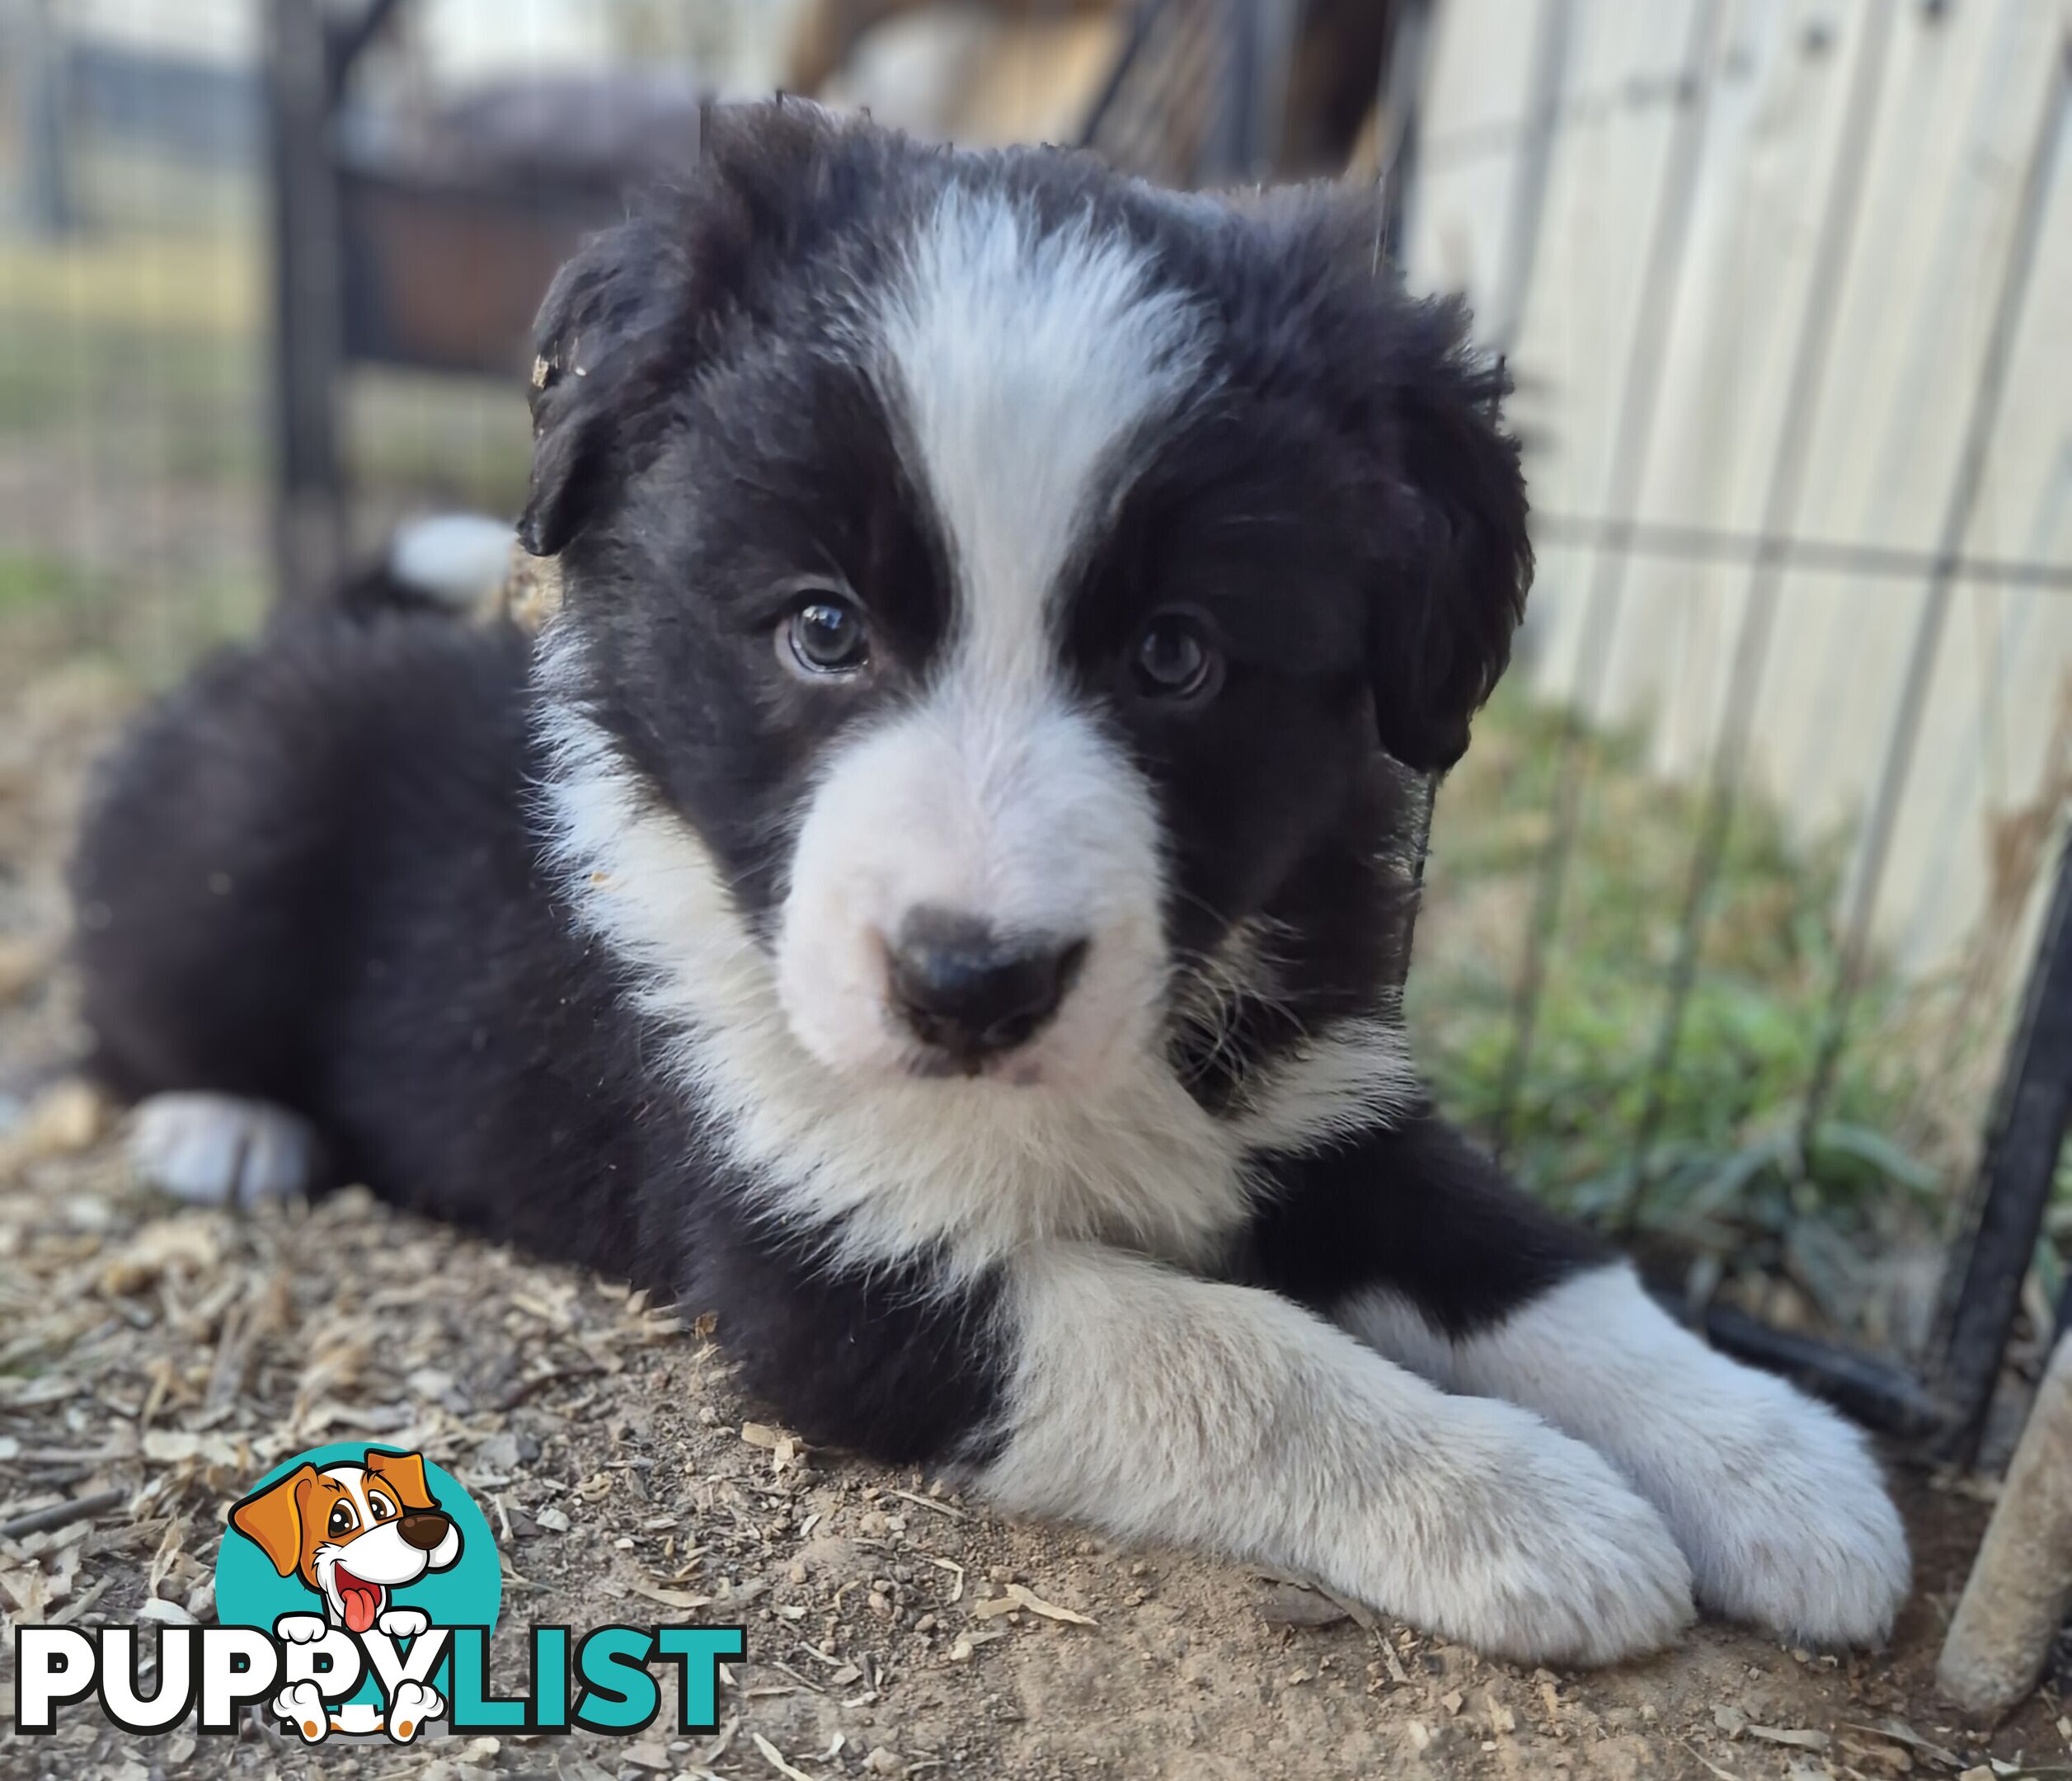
[527,106,1528,1093]
[230,1450,462,1633]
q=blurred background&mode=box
[0,0,2067,1450]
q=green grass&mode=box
[0,551,116,633]
[0,549,265,693]
[1408,689,1969,1317]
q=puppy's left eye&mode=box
[780,593,871,679]
[369,1495,396,1522]
[1131,613,1220,703]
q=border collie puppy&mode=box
[71,101,1908,1665]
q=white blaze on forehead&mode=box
[875,185,1209,678]
[759,186,1213,1102]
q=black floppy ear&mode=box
[1219,187,1531,772]
[517,216,683,558]
[1366,300,1532,774]
[518,98,861,558]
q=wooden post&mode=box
[1938,1332,2072,1718]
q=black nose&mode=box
[398,1511,449,1552]
[887,910,1088,1063]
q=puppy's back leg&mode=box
[130,1092,322,1207]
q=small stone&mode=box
[1257,1584,1350,1628]
[477,1432,522,1473]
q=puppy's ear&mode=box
[230,1463,317,1577]
[518,98,862,558]
[363,1448,435,1511]
[1233,188,1531,773]
[1365,298,1531,774]
[518,215,684,559]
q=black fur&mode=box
[1242,1112,1608,1337]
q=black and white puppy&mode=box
[71,101,1908,1666]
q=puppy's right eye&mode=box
[327,1502,357,1538]
[779,594,871,679]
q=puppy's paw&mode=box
[131,1093,317,1205]
[1410,1266,1910,1650]
[1653,1372,1910,1646]
[377,1607,430,1641]
[386,1679,444,1742]
[1410,1400,1695,1666]
[274,1612,329,1645]
[273,1680,330,1742]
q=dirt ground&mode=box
[2,668,2070,1781]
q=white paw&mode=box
[1648,1374,1910,1646]
[377,1607,430,1640]
[274,1612,329,1645]
[130,1092,317,1205]
[386,1679,444,1742]
[1396,1266,1913,1651]
[273,1680,330,1743]
[1382,1398,1696,1666]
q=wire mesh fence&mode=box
[1395,0,2072,1446]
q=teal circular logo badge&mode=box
[217,1444,499,1740]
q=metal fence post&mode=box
[265,0,349,605]
[1931,829,2072,1458]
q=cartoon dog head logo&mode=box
[229,1449,463,1635]
[218,1444,497,1744]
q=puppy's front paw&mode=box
[386,1679,444,1742]
[377,1607,430,1640]
[274,1612,328,1645]
[1656,1374,1910,1646]
[1387,1400,1695,1667]
[1430,1266,1910,1648]
[273,1680,330,1742]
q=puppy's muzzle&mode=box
[397,1511,452,1552]
[887,908,1088,1067]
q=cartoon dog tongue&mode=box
[335,1567,383,1633]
